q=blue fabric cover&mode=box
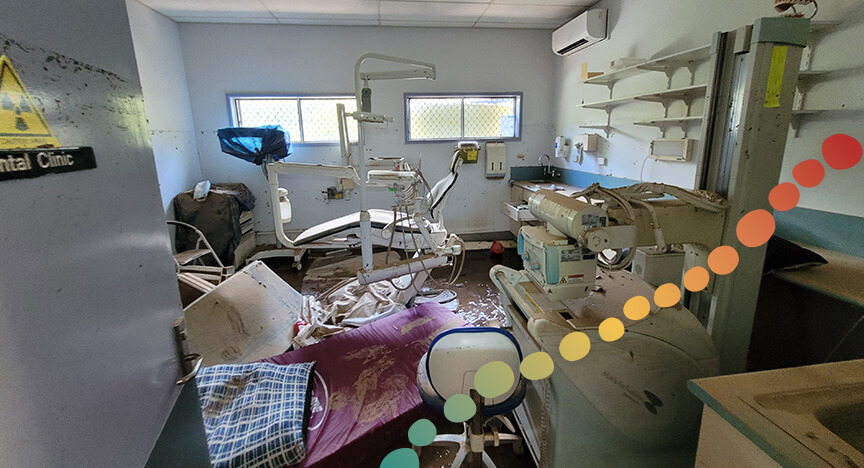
[197,361,315,468]
[217,126,292,165]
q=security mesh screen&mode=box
[235,98,301,139]
[300,98,358,142]
[233,97,358,143]
[408,98,462,140]
[407,95,519,141]
[464,97,517,138]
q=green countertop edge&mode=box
[687,380,799,468]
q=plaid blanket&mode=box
[197,362,316,468]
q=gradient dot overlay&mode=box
[408,419,437,447]
[381,134,862,467]
[475,361,515,399]
[443,393,476,423]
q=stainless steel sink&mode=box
[752,382,864,463]
[817,400,864,453]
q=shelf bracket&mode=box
[790,114,802,139]
[687,61,698,86]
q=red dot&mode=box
[769,183,800,211]
[793,159,825,188]
[822,134,862,170]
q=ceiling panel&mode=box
[135,0,600,28]
[482,3,577,23]
[474,21,563,29]
[174,17,280,24]
[380,1,487,22]
[380,20,479,27]
[262,0,379,21]
[276,18,380,26]
[490,0,594,5]
[137,0,272,18]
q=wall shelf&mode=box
[798,70,831,79]
[583,45,711,88]
[634,116,702,138]
[810,21,839,32]
[790,109,827,138]
[578,84,708,110]
[634,84,707,105]
[577,45,712,140]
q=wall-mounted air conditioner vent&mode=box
[552,9,608,56]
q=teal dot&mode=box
[444,393,476,423]
[408,419,437,447]
[380,448,419,468]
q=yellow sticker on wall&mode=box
[764,46,788,109]
[0,55,60,149]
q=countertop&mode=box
[689,360,864,467]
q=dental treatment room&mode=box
[3,0,864,467]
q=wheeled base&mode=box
[417,415,523,468]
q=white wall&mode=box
[178,24,557,239]
[553,0,864,217]
[127,0,203,212]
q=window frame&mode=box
[226,93,359,146]
[403,92,523,144]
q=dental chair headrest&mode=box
[449,150,463,174]
[425,150,463,222]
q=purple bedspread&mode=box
[262,302,466,467]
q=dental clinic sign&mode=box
[0,55,97,181]
[0,147,96,181]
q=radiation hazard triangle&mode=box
[0,55,60,149]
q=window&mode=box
[228,95,359,144]
[405,93,522,142]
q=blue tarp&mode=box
[217,126,292,165]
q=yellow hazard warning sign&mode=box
[0,55,59,149]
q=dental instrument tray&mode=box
[217,125,293,165]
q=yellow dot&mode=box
[474,361,514,399]
[654,283,681,308]
[683,266,710,292]
[559,331,591,361]
[598,318,625,342]
[623,296,650,321]
[520,352,554,380]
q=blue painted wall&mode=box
[774,207,864,259]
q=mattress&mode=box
[262,302,466,467]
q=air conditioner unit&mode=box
[552,9,608,56]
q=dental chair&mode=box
[417,328,526,468]
[290,149,462,250]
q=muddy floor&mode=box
[262,247,535,468]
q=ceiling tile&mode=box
[136,0,273,18]
[474,21,560,29]
[380,20,479,27]
[262,0,378,21]
[482,3,576,23]
[276,18,380,26]
[172,16,280,24]
[380,1,487,22]
[491,0,597,5]
[384,0,489,3]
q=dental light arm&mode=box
[348,53,437,273]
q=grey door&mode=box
[0,2,209,466]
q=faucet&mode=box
[538,154,559,178]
